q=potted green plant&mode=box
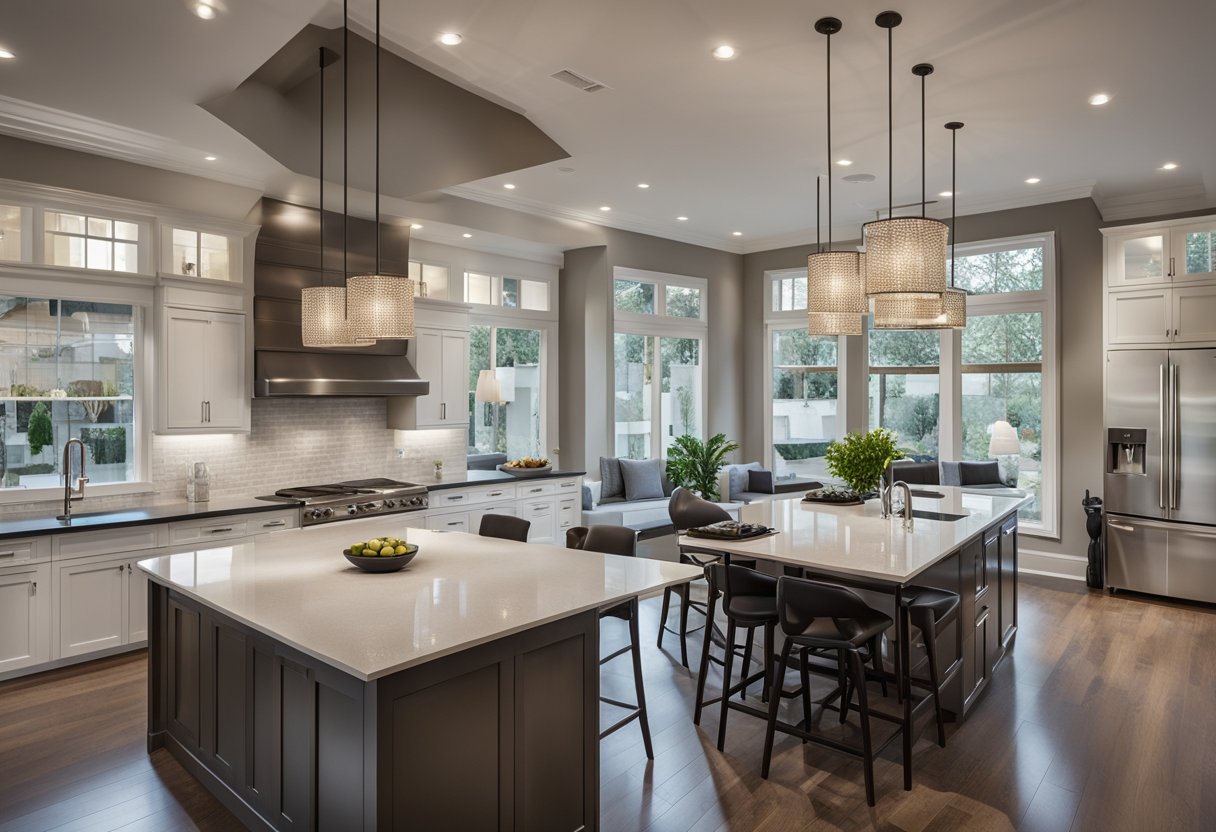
[665,433,739,502]
[824,428,905,497]
[27,401,53,461]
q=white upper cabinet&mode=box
[413,327,470,428]
[1108,289,1171,345]
[1171,285,1216,343]
[1170,220,1216,283]
[1107,229,1168,287]
[158,295,249,433]
[162,226,243,283]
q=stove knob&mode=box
[321,507,334,518]
[383,499,396,509]
[306,509,320,520]
[347,506,358,516]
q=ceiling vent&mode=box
[550,68,608,93]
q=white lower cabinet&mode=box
[557,496,579,534]
[469,505,518,536]
[56,555,133,658]
[423,477,582,544]
[427,512,471,533]
[0,563,52,674]
[522,499,557,544]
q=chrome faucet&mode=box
[56,438,89,523]
[881,478,914,530]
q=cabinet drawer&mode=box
[470,484,517,504]
[55,525,166,561]
[426,512,470,533]
[518,481,557,498]
[522,499,555,518]
[0,538,44,567]
[248,510,299,534]
[431,489,476,509]
[557,497,579,529]
[555,477,582,494]
[169,519,250,546]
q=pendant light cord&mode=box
[342,0,348,289]
[950,125,957,287]
[887,23,893,216]
[826,28,832,251]
[374,0,381,275]
[920,72,926,218]
[318,48,325,285]
[815,175,821,253]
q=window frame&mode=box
[41,207,152,276]
[463,270,555,316]
[612,268,709,459]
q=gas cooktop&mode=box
[257,478,428,526]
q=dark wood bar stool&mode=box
[659,488,756,668]
[478,513,531,542]
[761,576,910,807]
[710,563,779,753]
[566,525,653,759]
[900,586,960,748]
[691,563,769,726]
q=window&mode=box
[868,321,941,462]
[0,295,139,491]
[0,204,26,262]
[468,325,544,459]
[954,236,1057,534]
[1184,229,1216,275]
[771,329,838,478]
[613,269,708,458]
[169,228,230,280]
[465,272,550,311]
[44,211,140,273]
[771,273,808,311]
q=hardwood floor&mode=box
[0,575,1212,831]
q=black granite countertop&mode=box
[425,469,586,491]
[0,496,291,541]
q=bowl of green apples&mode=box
[343,536,419,573]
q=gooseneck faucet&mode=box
[880,477,915,530]
[57,438,89,523]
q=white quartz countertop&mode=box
[137,526,700,682]
[679,486,1031,584]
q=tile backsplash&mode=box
[4,398,467,513]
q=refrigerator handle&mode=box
[1159,363,1167,510]
[1171,363,1180,510]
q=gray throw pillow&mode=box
[599,456,624,500]
[727,462,764,501]
[748,469,775,494]
[581,485,593,511]
[619,458,664,501]
[959,460,1001,486]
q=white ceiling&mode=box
[1,0,1214,254]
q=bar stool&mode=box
[761,576,909,807]
[478,513,531,542]
[659,488,756,668]
[691,563,770,726]
[900,586,960,748]
[709,563,778,753]
[566,525,653,759]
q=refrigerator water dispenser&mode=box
[1107,428,1146,475]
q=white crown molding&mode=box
[1095,184,1214,222]
[443,185,744,255]
[411,229,564,267]
[0,94,265,192]
[740,181,1097,255]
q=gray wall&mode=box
[560,232,744,475]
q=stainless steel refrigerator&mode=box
[1105,348,1216,603]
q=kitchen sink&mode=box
[911,509,969,522]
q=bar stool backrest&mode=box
[478,513,531,542]
[669,487,731,532]
[566,525,637,558]
[776,576,875,636]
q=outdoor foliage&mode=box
[824,428,905,496]
[665,433,739,501]
[27,401,53,457]
[81,426,127,465]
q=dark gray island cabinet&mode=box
[141,527,699,832]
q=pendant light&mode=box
[864,12,949,314]
[347,0,416,341]
[301,46,364,348]
[941,121,968,329]
[807,17,865,338]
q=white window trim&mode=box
[613,266,708,326]
[468,311,559,460]
[766,266,811,320]
[0,276,153,504]
[463,270,557,318]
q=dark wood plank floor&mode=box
[1,575,1212,831]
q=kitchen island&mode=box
[682,487,1031,722]
[138,526,699,832]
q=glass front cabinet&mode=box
[159,224,245,283]
[1106,216,1216,288]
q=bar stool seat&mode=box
[789,611,891,648]
[900,586,960,748]
[724,594,779,623]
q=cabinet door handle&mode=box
[206,401,211,422]
[31,581,36,595]
[262,519,287,528]
[447,495,464,501]
[209,527,233,534]
[529,487,543,493]
[1174,329,1179,338]
[440,402,446,420]
[487,491,504,497]
[201,400,206,422]
[1108,522,1135,532]
[0,551,15,559]
[447,521,461,527]
[127,563,132,572]
[119,565,126,572]
[1169,256,1175,277]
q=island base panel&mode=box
[148,583,599,831]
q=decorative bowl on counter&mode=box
[497,457,553,478]
[343,540,419,573]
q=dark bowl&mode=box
[343,544,419,573]
[496,464,553,478]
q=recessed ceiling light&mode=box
[557,166,575,174]
[0,48,15,60]
[599,206,611,212]
[676,216,688,221]
[203,155,217,161]
[836,159,853,166]
[194,2,216,20]
[503,183,516,189]
[1088,93,1110,106]
[438,32,463,46]
[1025,177,1041,184]
[462,232,473,238]
[410,223,423,230]
[712,45,737,61]
[732,231,743,236]
[1161,162,1179,171]
[939,190,953,198]
[637,183,650,189]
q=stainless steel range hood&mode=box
[251,199,430,399]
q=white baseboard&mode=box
[1019,547,1087,581]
